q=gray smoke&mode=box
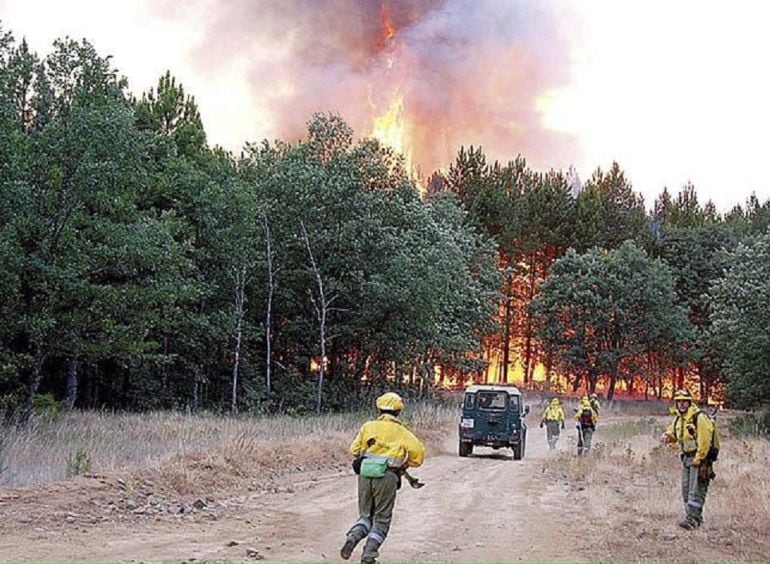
[155,0,579,173]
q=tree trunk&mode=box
[317,311,326,414]
[231,266,248,415]
[697,362,706,400]
[300,221,334,415]
[191,367,202,412]
[21,351,45,424]
[607,368,618,401]
[523,253,537,384]
[262,214,276,397]
[501,273,513,383]
[66,356,78,409]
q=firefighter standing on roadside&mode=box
[540,398,566,450]
[659,388,715,530]
[574,396,597,455]
[341,392,425,564]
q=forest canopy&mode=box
[2,25,769,419]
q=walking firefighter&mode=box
[659,388,717,530]
[540,397,566,450]
[341,392,426,564]
[574,396,597,456]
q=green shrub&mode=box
[729,411,770,438]
[65,448,92,477]
[33,393,64,420]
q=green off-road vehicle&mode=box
[458,384,529,460]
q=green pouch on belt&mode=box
[360,457,388,478]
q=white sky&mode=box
[2,0,769,212]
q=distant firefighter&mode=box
[574,396,598,456]
[540,398,566,450]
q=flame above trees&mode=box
[370,1,415,176]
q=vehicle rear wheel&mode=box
[459,440,472,457]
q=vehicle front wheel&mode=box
[459,440,472,457]
[512,442,523,460]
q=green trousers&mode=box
[681,454,710,525]
[346,471,399,562]
[545,421,561,449]
[577,426,593,455]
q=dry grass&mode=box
[543,415,770,562]
[0,402,455,490]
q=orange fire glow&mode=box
[371,91,415,172]
[369,1,418,180]
[375,1,397,53]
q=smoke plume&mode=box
[157,0,578,174]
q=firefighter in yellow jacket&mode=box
[540,398,566,450]
[574,396,598,455]
[341,392,425,564]
[660,388,715,530]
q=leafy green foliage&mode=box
[531,242,691,398]
[3,22,770,415]
[709,233,770,408]
[728,411,770,439]
[65,447,91,477]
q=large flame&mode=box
[193,1,577,186]
[370,1,417,178]
[371,90,414,172]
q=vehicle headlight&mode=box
[460,418,475,429]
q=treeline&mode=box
[0,30,498,419]
[436,148,770,409]
[2,29,769,419]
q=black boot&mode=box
[361,538,381,564]
[340,536,360,560]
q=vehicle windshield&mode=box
[477,391,507,410]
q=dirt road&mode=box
[0,428,585,562]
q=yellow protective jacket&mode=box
[349,414,426,469]
[541,403,565,423]
[664,405,714,463]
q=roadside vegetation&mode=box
[0,401,456,488]
[544,415,770,562]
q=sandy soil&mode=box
[0,427,586,563]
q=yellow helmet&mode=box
[550,398,560,405]
[673,389,693,401]
[376,392,404,412]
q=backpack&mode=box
[580,408,593,428]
